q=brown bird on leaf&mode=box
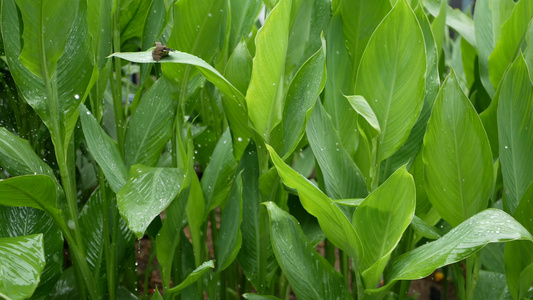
[152,42,175,62]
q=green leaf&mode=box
[202,129,238,213]
[497,54,533,215]
[225,41,254,95]
[423,0,476,47]
[0,127,56,180]
[0,175,59,216]
[185,141,206,267]
[166,260,215,296]
[0,207,62,300]
[488,1,533,89]
[162,0,226,86]
[345,95,380,133]
[339,0,391,79]
[141,0,166,50]
[411,214,441,240]
[505,182,533,300]
[228,0,262,52]
[264,202,351,299]
[156,186,190,290]
[3,0,94,150]
[473,0,514,97]
[324,13,358,156]
[368,209,533,295]
[117,165,184,238]
[355,166,415,288]
[355,0,426,163]
[285,0,330,76]
[124,78,175,168]
[245,0,291,141]
[77,188,107,296]
[87,0,112,68]
[267,144,361,260]
[423,71,493,227]
[280,39,326,157]
[307,101,367,199]
[216,172,243,272]
[79,103,128,193]
[0,234,45,300]
[474,271,511,300]
[109,49,250,160]
[237,143,277,291]
[378,5,441,179]
[243,294,281,300]
[14,0,76,78]
[430,0,446,58]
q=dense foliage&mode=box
[1,0,533,299]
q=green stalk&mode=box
[465,254,479,300]
[442,266,449,300]
[453,263,466,300]
[341,251,349,287]
[53,216,98,299]
[111,4,125,155]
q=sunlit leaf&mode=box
[246,0,291,140]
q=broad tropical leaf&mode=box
[423,71,493,227]
[354,0,426,163]
[497,54,533,215]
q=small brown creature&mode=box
[152,42,175,62]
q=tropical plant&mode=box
[1,0,532,299]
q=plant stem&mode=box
[111,5,125,156]
[442,266,449,300]
[99,170,116,299]
[54,215,99,299]
[465,254,479,300]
